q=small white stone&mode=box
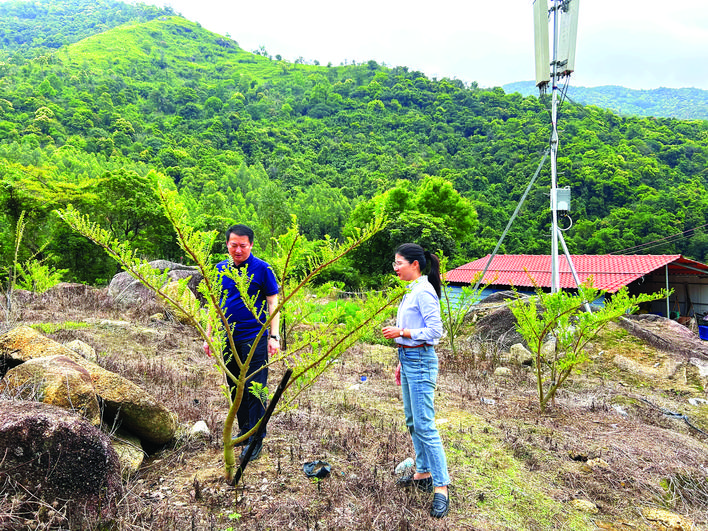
[612,404,628,416]
[494,367,511,377]
[190,420,211,438]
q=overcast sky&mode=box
[144,0,708,90]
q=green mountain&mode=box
[503,81,708,121]
[2,0,708,288]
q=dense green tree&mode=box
[92,169,173,252]
[251,180,290,252]
[344,177,478,279]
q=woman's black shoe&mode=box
[396,474,433,493]
[430,492,450,518]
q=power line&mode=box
[610,222,708,255]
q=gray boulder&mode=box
[493,366,512,377]
[108,260,202,308]
[480,290,520,304]
[475,306,525,349]
[510,343,534,365]
[1,354,101,425]
[0,326,177,445]
[0,400,123,519]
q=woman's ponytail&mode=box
[426,252,442,298]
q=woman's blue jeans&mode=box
[398,345,450,487]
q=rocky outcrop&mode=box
[94,365,177,445]
[618,313,708,360]
[479,290,519,304]
[108,260,203,308]
[474,305,525,349]
[64,338,98,362]
[160,280,201,324]
[0,326,177,445]
[0,400,123,518]
[1,355,101,425]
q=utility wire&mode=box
[472,149,551,293]
[617,236,688,255]
[610,222,708,255]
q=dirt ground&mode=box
[2,289,708,530]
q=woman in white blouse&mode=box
[382,243,450,518]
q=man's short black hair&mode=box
[226,224,254,244]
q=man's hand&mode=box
[204,324,213,357]
[268,336,279,355]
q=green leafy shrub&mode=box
[59,185,402,486]
[16,259,68,293]
[509,284,667,412]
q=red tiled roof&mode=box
[445,254,708,293]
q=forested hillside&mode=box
[504,81,708,121]
[2,0,708,288]
[0,0,173,57]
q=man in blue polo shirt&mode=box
[216,224,279,462]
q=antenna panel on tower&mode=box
[558,0,579,75]
[533,0,550,88]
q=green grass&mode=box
[63,16,332,87]
[30,321,90,334]
[439,414,594,530]
[304,298,362,325]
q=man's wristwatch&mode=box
[399,329,404,337]
[269,334,279,341]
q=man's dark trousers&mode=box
[225,335,268,438]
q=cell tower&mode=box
[534,0,580,293]
[470,0,584,300]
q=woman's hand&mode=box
[382,326,402,339]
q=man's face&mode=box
[227,234,253,265]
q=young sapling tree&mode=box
[439,254,487,356]
[508,283,667,412]
[59,185,402,484]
